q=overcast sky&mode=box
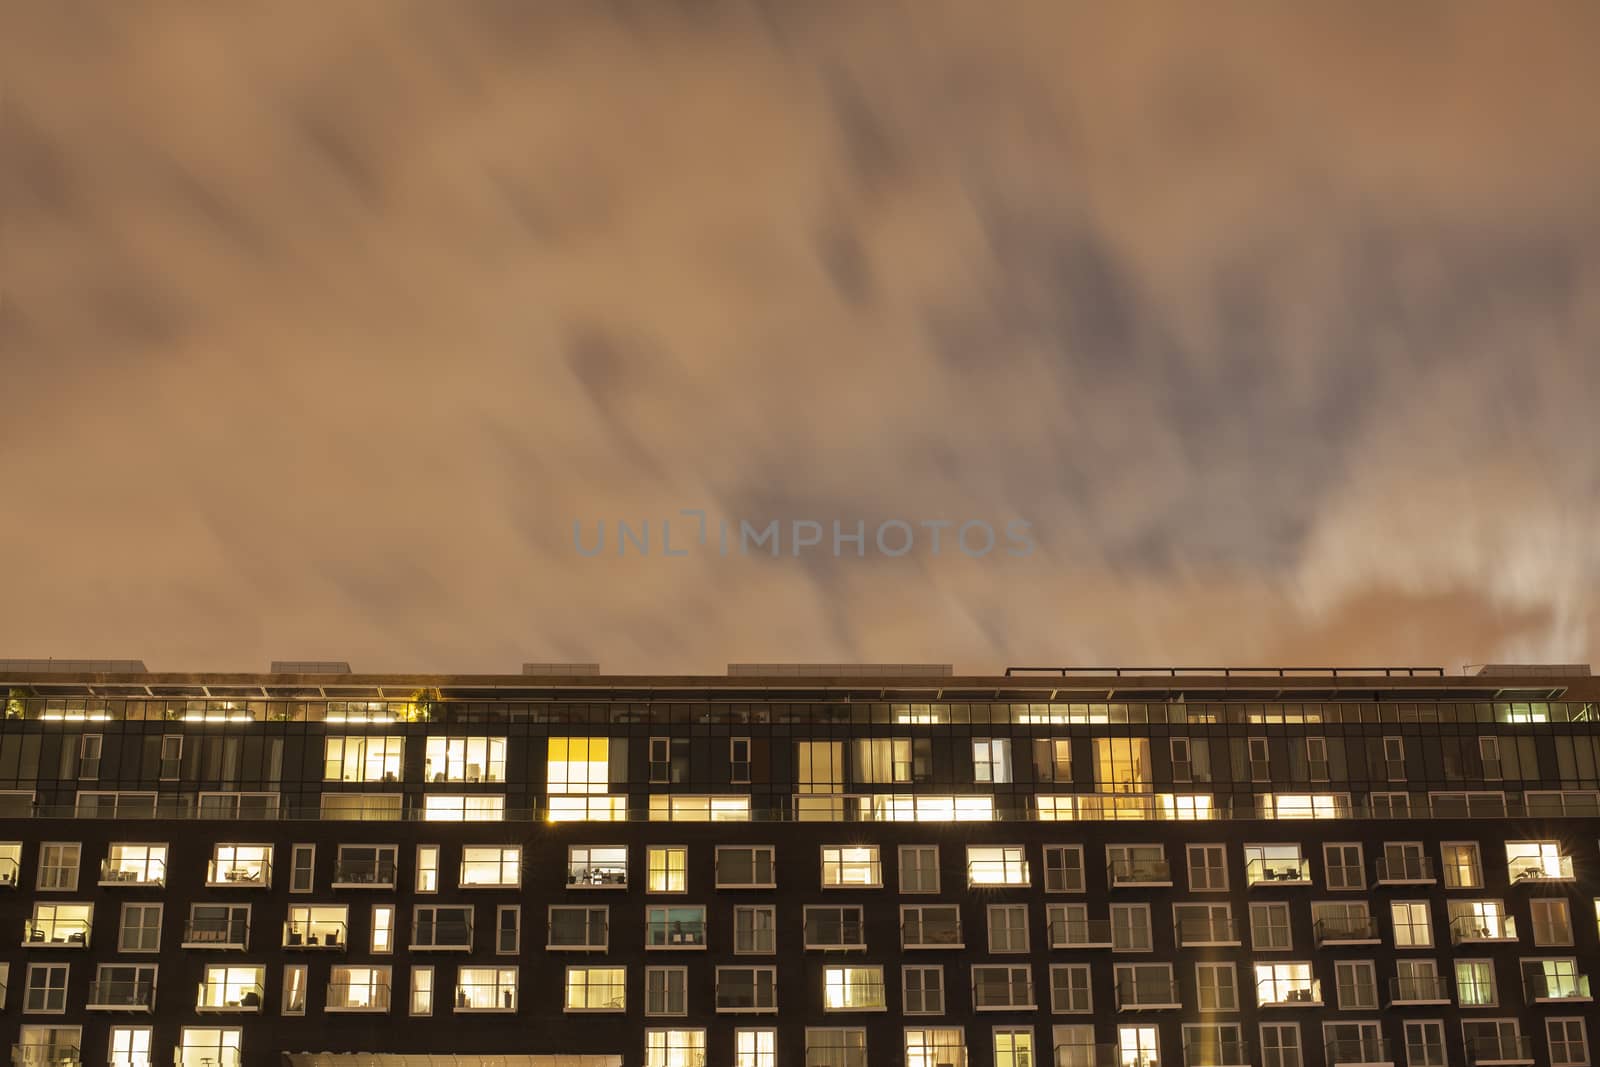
[3,1,1598,675]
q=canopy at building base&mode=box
[284,1055,623,1067]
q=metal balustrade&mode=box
[1373,856,1435,884]
[22,919,90,947]
[86,979,155,1010]
[1183,1041,1251,1067]
[1256,978,1322,1006]
[331,860,396,887]
[1108,860,1172,887]
[1325,1039,1393,1067]
[1464,1037,1534,1065]
[283,919,346,950]
[1388,975,1450,1004]
[180,918,249,949]
[1245,858,1310,886]
[1175,917,1242,946]
[1049,918,1114,948]
[1449,915,1517,943]
[12,1046,80,1067]
[98,857,166,886]
[1314,916,1380,945]
[196,980,264,1012]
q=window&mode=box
[805,905,865,950]
[1479,736,1502,779]
[410,966,433,1016]
[994,1028,1034,1067]
[1404,1022,1446,1067]
[1448,900,1515,942]
[825,965,887,1011]
[1250,903,1291,951]
[1184,1025,1245,1067]
[1306,737,1329,781]
[1454,960,1497,1007]
[1171,737,1193,783]
[177,1028,241,1067]
[207,844,271,887]
[100,844,167,887]
[319,792,402,821]
[902,904,962,949]
[423,794,505,822]
[416,845,439,893]
[1187,845,1228,891]
[1521,958,1590,1002]
[333,845,395,887]
[424,736,505,783]
[1050,963,1092,1013]
[1390,902,1433,947]
[973,739,1013,783]
[76,791,158,819]
[904,965,946,1015]
[109,1025,152,1067]
[119,903,162,953]
[548,906,609,950]
[736,1030,776,1067]
[412,905,472,950]
[648,1030,707,1067]
[1175,902,1238,946]
[323,736,404,782]
[1507,841,1574,882]
[988,904,1029,953]
[649,737,686,783]
[1095,738,1150,792]
[1048,902,1108,948]
[906,1028,965,1067]
[717,846,775,888]
[823,846,882,888]
[88,963,156,1010]
[1037,738,1073,782]
[1254,963,1319,1006]
[285,904,348,949]
[1244,844,1307,885]
[647,795,751,822]
[25,963,69,1013]
[1196,962,1238,1012]
[648,847,688,893]
[371,904,395,953]
[38,843,81,891]
[565,966,626,1012]
[1111,903,1152,951]
[1115,963,1178,1009]
[901,846,941,893]
[197,965,266,1011]
[716,966,778,1012]
[734,905,776,954]
[569,845,628,888]
[1312,902,1376,945]
[496,906,519,954]
[730,737,752,784]
[1441,842,1482,888]
[805,1028,865,1067]
[1383,736,1406,780]
[1393,960,1445,1004]
[289,845,314,893]
[1119,1025,1161,1067]
[646,967,688,1016]
[26,903,92,947]
[1462,1021,1530,1066]
[454,966,516,1012]
[797,740,845,794]
[547,737,611,793]
[547,795,627,821]
[1044,846,1085,893]
[0,841,20,886]
[1260,1024,1302,1067]
[77,734,102,780]
[1334,961,1378,1010]
[1548,1019,1589,1067]
[648,905,708,948]
[1323,844,1364,890]
[327,965,392,1011]
[967,846,1029,887]
[1249,737,1271,781]
[1325,1023,1388,1067]
[461,846,520,888]
[1108,845,1170,886]
[158,735,183,780]
[282,964,306,1015]
[197,792,279,819]
[1532,899,1574,946]
[852,738,919,784]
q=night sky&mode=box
[3,2,1598,674]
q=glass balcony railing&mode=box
[1048,918,1114,948]
[283,919,346,949]
[1464,1037,1535,1066]
[1115,976,1181,1010]
[196,980,264,1012]
[967,861,1031,887]
[173,1048,241,1067]
[326,980,391,1012]
[0,858,18,888]
[23,919,90,947]
[1175,917,1241,946]
[1450,915,1517,943]
[1523,972,1591,1002]
[205,859,270,887]
[1325,1039,1393,1067]
[331,860,396,887]
[1054,1045,1124,1067]
[1508,855,1575,882]
[900,916,962,948]
[1314,916,1380,944]
[1183,1041,1251,1067]
[12,1046,80,1067]
[647,920,709,948]
[453,982,517,1012]
[566,864,628,888]
[181,918,249,948]
[1257,979,1322,1006]
[410,920,472,950]
[1245,858,1310,886]
[1388,975,1451,1004]
[1108,860,1172,887]
[1373,856,1435,884]
[86,979,156,1010]
[99,857,167,886]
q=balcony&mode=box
[648,919,708,948]
[1108,860,1172,888]
[1325,1039,1393,1067]
[1314,916,1380,946]
[454,982,517,1012]
[901,916,963,949]
[1465,1037,1535,1066]
[1450,915,1517,944]
[205,858,270,887]
[967,860,1031,888]
[1048,918,1114,949]
[1508,855,1575,883]
[0,858,18,887]
[1388,975,1450,1005]
[197,980,264,1012]
[1175,917,1242,947]
[22,920,90,948]
[566,864,628,888]
[12,1047,80,1067]
[86,980,156,1011]
[1256,979,1322,1007]
[1054,1045,1124,1067]
[1245,858,1310,887]
[411,920,473,951]
[1523,972,1592,1003]
[283,918,346,949]
[326,980,392,1012]
[1115,976,1181,1011]
[1184,1041,1251,1067]
[331,860,396,888]
[181,918,249,949]
[1373,856,1435,886]
[99,858,166,887]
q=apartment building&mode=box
[0,661,1597,1067]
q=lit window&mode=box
[993,1028,1033,1067]
[461,846,521,888]
[1094,738,1150,792]
[736,1029,777,1067]
[26,903,92,947]
[454,966,517,1012]
[805,1028,865,1067]
[549,795,626,821]
[1531,899,1573,946]
[285,903,348,948]
[647,847,687,893]
[409,966,433,1016]
[422,794,504,822]
[565,966,626,1012]
[1243,845,1307,886]
[569,845,629,888]
[1506,841,1574,882]
[645,905,704,949]
[547,738,611,794]
[1440,842,1482,888]
[1390,901,1432,948]
[973,739,1013,783]
[326,965,391,1012]
[371,905,395,953]
[649,795,751,822]
[415,845,438,893]
[177,1027,241,1067]
[197,966,265,1012]
[853,739,917,784]
[206,845,271,888]
[824,966,886,1011]
[972,965,1035,1011]
[424,737,506,783]
[646,1029,706,1067]
[857,795,995,822]
[322,737,404,783]
[109,1025,152,1067]
[967,846,1029,887]
[1254,963,1319,1006]
[822,847,882,888]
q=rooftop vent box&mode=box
[0,659,148,674]
[270,661,352,675]
[523,663,601,676]
[1469,664,1591,678]
[728,663,954,677]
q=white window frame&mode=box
[821,845,882,889]
[900,845,941,894]
[715,846,776,889]
[903,964,946,1016]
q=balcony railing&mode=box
[1325,1039,1393,1067]
[647,920,709,947]
[1523,972,1591,1002]
[1054,1045,1125,1067]
[205,859,270,887]
[86,979,156,1010]
[1465,1037,1535,1066]
[972,979,1034,1011]
[1184,1041,1251,1067]
[1048,918,1114,948]
[1373,856,1435,884]
[411,920,473,951]
[453,982,518,1012]
[967,861,1031,887]
[331,860,396,887]
[181,918,249,948]
[1115,976,1181,1010]
[174,1050,241,1067]
[566,865,628,888]
[1245,858,1310,886]
[99,858,167,886]
[1108,860,1172,887]
[197,980,264,1011]
[1450,915,1517,943]
[1257,979,1322,1006]
[0,858,18,887]
[803,918,864,950]
[546,917,608,951]
[283,919,346,949]
[12,1046,80,1067]
[1175,917,1241,946]
[23,920,90,947]
[1388,975,1450,1004]
[901,916,963,948]
[1508,855,1575,883]
[326,980,392,1012]
[1314,916,1380,945]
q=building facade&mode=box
[0,663,1598,1067]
